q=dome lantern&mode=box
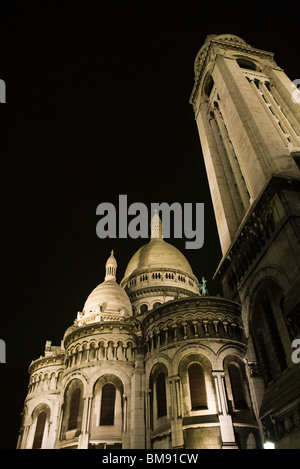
[105,250,117,281]
[150,210,163,239]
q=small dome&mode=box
[77,251,132,325]
[83,280,132,317]
[105,249,117,281]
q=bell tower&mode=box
[190,34,300,449]
[190,34,300,258]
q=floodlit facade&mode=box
[190,34,300,449]
[17,34,300,449]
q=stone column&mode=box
[130,356,145,448]
[168,375,184,448]
[46,401,61,449]
[18,424,30,449]
[145,390,152,449]
[268,68,300,134]
[122,394,131,449]
[213,103,250,211]
[212,371,238,449]
[78,394,93,449]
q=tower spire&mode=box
[105,250,117,281]
[151,209,163,239]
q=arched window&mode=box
[89,343,96,360]
[228,363,248,410]
[68,388,81,431]
[188,363,207,410]
[236,58,257,70]
[153,302,161,309]
[100,383,116,426]
[32,411,47,449]
[60,379,84,441]
[140,304,148,314]
[204,75,214,97]
[156,372,167,418]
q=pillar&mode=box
[213,371,238,449]
[169,375,184,448]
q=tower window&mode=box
[32,411,47,449]
[204,75,214,97]
[100,383,116,426]
[156,372,167,418]
[188,363,207,410]
[237,58,257,71]
[68,388,81,431]
[228,363,248,410]
[247,76,300,146]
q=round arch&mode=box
[242,265,290,319]
[172,343,217,373]
[90,373,125,441]
[149,362,170,426]
[248,276,288,385]
[177,351,217,416]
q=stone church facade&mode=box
[17,34,300,449]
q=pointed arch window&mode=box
[32,411,47,449]
[188,363,207,410]
[156,372,167,418]
[100,383,116,426]
[68,387,81,431]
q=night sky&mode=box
[0,2,299,449]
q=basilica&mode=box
[17,34,300,449]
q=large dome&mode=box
[122,237,194,281]
[120,213,200,312]
[82,280,132,317]
[121,211,198,286]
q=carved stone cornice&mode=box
[190,34,276,108]
[262,404,300,443]
[63,319,138,349]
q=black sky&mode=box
[0,1,299,449]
